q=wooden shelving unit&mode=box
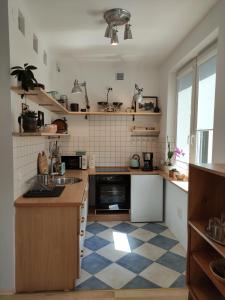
[12,132,69,138]
[187,163,225,300]
[11,87,162,117]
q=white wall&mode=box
[165,182,188,249]
[8,0,57,131]
[0,0,15,293]
[53,59,159,111]
[159,0,225,163]
[8,0,59,200]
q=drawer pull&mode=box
[81,217,85,223]
[80,230,85,236]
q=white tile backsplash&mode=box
[13,136,48,199]
[13,116,168,199]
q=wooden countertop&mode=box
[15,170,89,207]
[15,167,188,207]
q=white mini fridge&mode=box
[131,175,163,222]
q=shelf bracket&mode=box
[132,114,135,121]
[85,114,88,120]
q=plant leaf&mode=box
[11,66,23,70]
[24,63,28,67]
[26,65,37,70]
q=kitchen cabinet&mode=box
[131,175,163,222]
[15,181,88,292]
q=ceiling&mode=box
[23,0,218,66]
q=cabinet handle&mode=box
[80,230,84,236]
[81,204,85,209]
[81,217,85,223]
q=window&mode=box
[176,71,193,164]
[196,55,216,164]
[176,44,217,165]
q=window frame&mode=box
[175,42,217,166]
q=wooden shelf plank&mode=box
[67,111,162,116]
[11,87,68,114]
[189,220,225,258]
[189,284,224,300]
[192,251,225,297]
[12,132,69,137]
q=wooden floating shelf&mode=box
[189,220,225,258]
[11,87,162,117]
[11,86,68,114]
[13,132,69,137]
[67,111,162,116]
[131,129,160,137]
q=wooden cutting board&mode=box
[38,151,48,174]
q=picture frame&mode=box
[137,96,160,113]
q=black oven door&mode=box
[95,175,130,210]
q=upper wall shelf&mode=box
[11,87,162,117]
[11,86,68,114]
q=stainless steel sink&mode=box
[52,177,82,185]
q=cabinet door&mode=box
[131,175,163,222]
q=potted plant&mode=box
[163,136,185,172]
[19,110,38,132]
[10,63,44,98]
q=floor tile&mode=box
[85,231,94,239]
[86,222,108,235]
[148,235,178,250]
[160,229,177,240]
[170,243,186,257]
[133,243,166,261]
[99,221,121,228]
[130,222,147,227]
[83,247,93,257]
[123,276,160,289]
[117,253,152,273]
[113,222,137,233]
[157,252,186,273]
[76,276,112,290]
[84,236,110,251]
[128,236,144,250]
[95,263,136,289]
[140,262,180,288]
[75,269,91,286]
[170,274,186,288]
[129,228,157,242]
[82,253,111,274]
[96,243,127,262]
[97,228,115,242]
[142,223,167,234]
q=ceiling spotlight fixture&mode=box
[103,8,133,45]
[111,27,119,46]
[124,23,132,40]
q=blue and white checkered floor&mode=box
[75,221,186,290]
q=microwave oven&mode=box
[61,155,87,170]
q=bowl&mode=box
[209,259,225,282]
[42,124,57,133]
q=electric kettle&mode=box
[130,154,140,169]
